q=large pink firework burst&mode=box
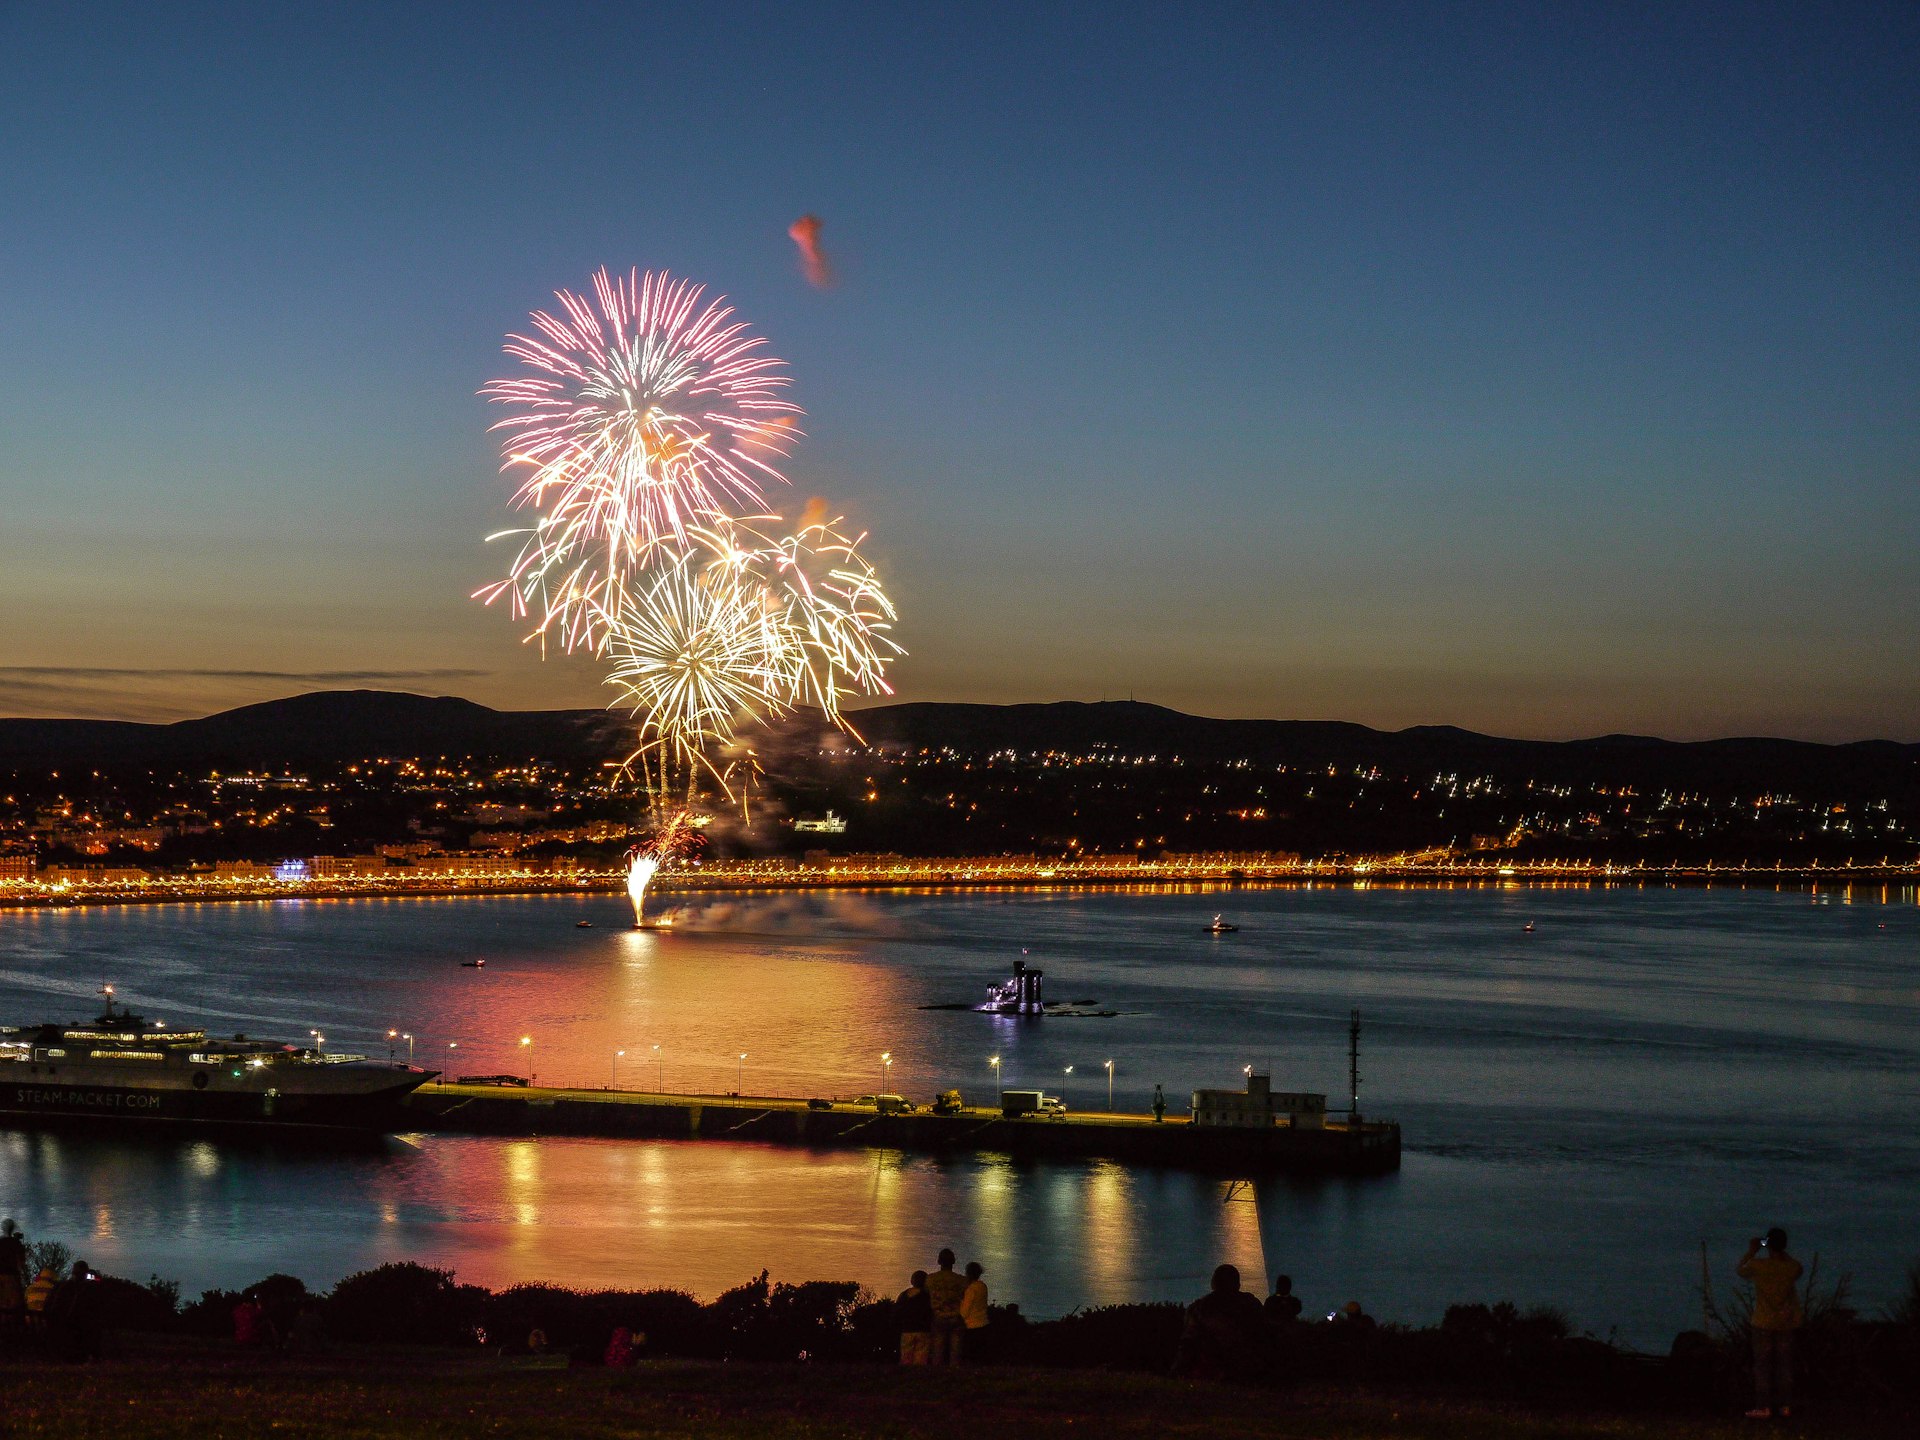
[477,268,802,651]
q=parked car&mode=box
[455,1074,529,1087]
[806,1097,834,1111]
[855,1093,913,1115]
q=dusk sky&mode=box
[1,2,1914,740]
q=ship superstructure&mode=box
[977,958,1045,1014]
[0,986,436,1130]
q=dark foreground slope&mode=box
[0,1349,1910,1440]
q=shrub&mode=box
[25,1239,72,1279]
[479,1283,705,1355]
[325,1262,487,1346]
[180,1288,245,1338]
[1022,1302,1184,1371]
[85,1271,181,1331]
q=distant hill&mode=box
[841,699,1919,799]
[0,690,619,769]
[2,690,1915,799]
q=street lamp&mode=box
[403,1033,414,1064]
[653,1043,663,1092]
[387,1028,398,1062]
[612,1049,624,1089]
[738,1052,747,1094]
[880,1051,892,1094]
[521,1035,534,1085]
[1063,1064,1073,1108]
[1104,1058,1114,1111]
[989,1055,1002,1104]
[310,1029,325,1055]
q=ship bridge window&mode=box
[89,1049,165,1061]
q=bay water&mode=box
[2,882,1914,1348]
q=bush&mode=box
[180,1288,244,1339]
[1022,1302,1184,1371]
[25,1239,72,1279]
[705,1270,870,1361]
[82,1271,181,1332]
[479,1283,705,1355]
[325,1262,487,1346]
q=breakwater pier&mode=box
[405,1082,1402,1175]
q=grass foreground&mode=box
[0,1346,1911,1440]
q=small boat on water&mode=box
[460,959,486,968]
[575,920,594,929]
[1206,915,1238,934]
[1523,921,1536,934]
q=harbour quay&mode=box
[404,1081,1402,1175]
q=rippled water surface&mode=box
[2,882,1915,1347]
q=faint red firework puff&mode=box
[788,214,833,289]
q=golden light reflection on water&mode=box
[504,1140,543,1230]
[438,922,922,1098]
[1082,1162,1136,1294]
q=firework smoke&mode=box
[787,214,833,289]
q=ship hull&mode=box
[0,1075,430,1132]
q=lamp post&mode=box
[387,1028,398,1062]
[880,1051,892,1094]
[310,1029,325,1055]
[1063,1064,1073,1108]
[653,1043,663,1092]
[403,1032,414,1065]
[989,1055,1002,1104]
[738,1052,747,1094]
[1104,1058,1114,1112]
[521,1035,534,1085]
[612,1049,624,1089]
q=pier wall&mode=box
[405,1085,1401,1175]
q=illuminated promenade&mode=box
[2,852,1915,910]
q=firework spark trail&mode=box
[478,268,802,652]
[602,552,800,794]
[691,513,900,725]
[479,264,902,864]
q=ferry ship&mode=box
[0,986,437,1132]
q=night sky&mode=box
[1,2,1914,740]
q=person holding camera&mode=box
[1736,1228,1804,1419]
